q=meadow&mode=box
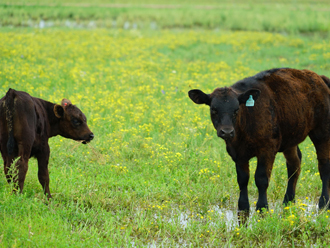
[1,0,330,33]
[1,1,330,247]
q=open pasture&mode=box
[2,0,330,33]
[1,28,330,246]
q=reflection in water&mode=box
[144,201,318,247]
[167,212,189,229]
[213,205,237,229]
[23,20,157,29]
[167,206,239,230]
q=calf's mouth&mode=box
[80,133,94,144]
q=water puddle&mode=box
[166,200,319,230]
[132,201,320,247]
[213,205,237,230]
[15,19,159,30]
[164,205,238,231]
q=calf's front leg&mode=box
[236,161,250,213]
[36,145,51,198]
[255,153,275,211]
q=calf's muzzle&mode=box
[218,127,235,140]
[82,132,94,144]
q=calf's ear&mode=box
[238,89,261,105]
[61,99,72,107]
[188,89,211,105]
[54,105,64,118]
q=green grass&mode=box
[1,27,330,246]
[4,0,330,4]
[1,1,330,33]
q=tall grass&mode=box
[1,2,330,33]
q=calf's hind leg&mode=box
[15,143,32,193]
[283,146,302,205]
[4,155,16,184]
[5,153,30,193]
[314,143,330,209]
[4,132,33,193]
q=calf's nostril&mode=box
[89,133,94,140]
[219,129,234,138]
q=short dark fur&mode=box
[188,68,330,217]
[5,90,15,155]
[0,88,94,198]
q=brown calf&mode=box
[0,88,94,198]
[189,68,330,216]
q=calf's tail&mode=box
[5,88,16,155]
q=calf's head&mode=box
[54,99,94,144]
[188,87,260,140]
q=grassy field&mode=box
[1,1,330,33]
[1,0,330,246]
[1,27,330,247]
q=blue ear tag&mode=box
[245,95,254,107]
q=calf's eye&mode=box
[211,108,217,115]
[72,118,81,126]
